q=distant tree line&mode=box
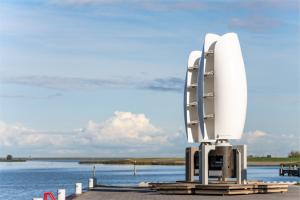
[248,151,300,158]
[6,154,13,160]
[288,151,300,158]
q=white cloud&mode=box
[0,121,67,147]
[242,130,268,143]
[0,112,174,156]
[1,120,298,157]
[238,130,300,156]
[78,111,167,145]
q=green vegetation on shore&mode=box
[0,158,27,162]
[1,154,299,166]
[248,157,300,163]
[0,154,27,162]
[79,158,184,165]
[79,156,300,166]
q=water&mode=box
[0,161,299,200]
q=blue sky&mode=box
[0,0,299,157]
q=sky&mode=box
[0,0,299,157]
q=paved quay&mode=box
[70,185,300,200]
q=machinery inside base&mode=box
[185,141,247,184]
[207,146,236,178]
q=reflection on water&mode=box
[0,161,299,200]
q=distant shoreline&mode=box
[0,159,27,162]
[79,158,184,165]
[1,157,299,166]
[78,161,291,166]
[78,157,300,166]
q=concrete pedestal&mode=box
[185,147,198,182]
[185,143,247,185]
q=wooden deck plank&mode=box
[152,181,289,195]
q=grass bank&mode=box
[248,157,300,163]
[79,157,300,166]
[248,157,300,166]
[79,158,184,165]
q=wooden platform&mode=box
[70,185,299,200]
[150,182,289,195]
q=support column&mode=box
[185,147,193,182]
[235,145,247,184]
[236,149,242,184]
[185,147,198,182]
[199,143,215,185]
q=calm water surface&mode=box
[0,161,299,200]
